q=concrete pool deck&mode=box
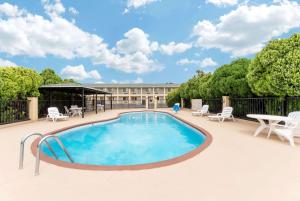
[1,108,300,201]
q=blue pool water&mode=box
[41,112,207,166]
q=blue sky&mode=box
[0,0,299,84]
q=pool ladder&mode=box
[19,133,74,176]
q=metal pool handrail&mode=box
[19,133,58,169]
[35,135,74,176]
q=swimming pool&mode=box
[36,112,212,170]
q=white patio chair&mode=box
[273,112,300,146]
[192,105,209,116]
[64,106,72,116]
[208,107,234,122]
[268,111,300,138]
[46,107,69,122]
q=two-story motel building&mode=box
[87,83,180,106]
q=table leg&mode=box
[254,119,268,137]
[267,120,280,138]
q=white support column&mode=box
[146,96,149,109]
[128,87,131,104]
[154,96,158,109]
[116,87,119,104]
[140,87,143,104]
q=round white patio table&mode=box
[70,107,83,117]
[247,114,292,138]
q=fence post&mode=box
[222,96,230,109]
[191,99,202,111]
[27,97,38,121]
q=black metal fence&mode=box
[157,99,168,108]
[0,100,29,125]
[105,100,146,109]
[230,97,300,120]
[203,99,223,113]
[38,98,168,117]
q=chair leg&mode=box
[287,136,295,146]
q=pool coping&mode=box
[31,110,213,171]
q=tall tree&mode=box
[40,68,62,85]
[0,67,42,101]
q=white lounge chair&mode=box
[273,112,300,146]
[192,105,209,116]
[208,107,234,122]
[46,107,69,122]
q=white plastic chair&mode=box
[208,107,234,122]
[192,105,209,116]
[273,112,300,146]
[46,107,69,122]
[64,106,72,116]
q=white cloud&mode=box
[126,0,159,9]
[61,65,102,81]
[0,3,163,74]
[160,42,192,55]
[111,79,119,84]
[92,27,163,74]
[177,57,218,68]
[116,28,157,55]
[193,1,300,57]
[176,58,199,65]
[200,57,218,68]
[0,2,24,17]
[68,7,78,15]
[0,58,17,67]
[133,77,144,83]
[0,2,105,59]
[206,0,238,7]
[111,77,144,84]
[42,0,65,17]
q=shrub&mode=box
[247,33,300,96]
[209,58,253,98]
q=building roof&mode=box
[86,83,180,88]
[39,84,111,95]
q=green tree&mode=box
[210,58,253,98]
[0,67,42,101]
[166,88,181,107]
[247,33,300,96]
[40,68,62,84]
[62,78,78,84]
[196,72,212,99]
